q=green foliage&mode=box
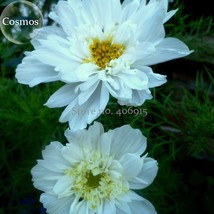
[0,79,67,213]
[149,70,214,158]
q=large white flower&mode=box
[16,0,192,130]
[31,122,158,214]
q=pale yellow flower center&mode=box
[84,38,125,69]
[65,151,129,210]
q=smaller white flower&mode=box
[31,122,158,214]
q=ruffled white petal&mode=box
[72,200,91,214]
[118,89,153,106]
[31,35,81,80]
[15,52,58,87]
[77,77,100,105]
[135,37,192,66]
[164,9,178,23]
[99,132,112,157]
[121,0,141,22]
[31,165,61,192]
[64,122,105,155]
[67,63,98,82]
[53,175,73,196]
[40,193,73,214]
[119,154,144,178]
[116,200,131,214]
[108,125,147,159]
[104,80,132,100]
[49,1,79,36]
[45,84,79,108]
[31,142,71,192]
[86,121,104,149]
[129,158,158,189]
[37,142,70,171]
[102,201,117,214]
[31,26,66,48]
[129,199,157,214]
[113,21,137,46]
[89,0,122,30]
[120,191,157,214]
[116,69,149,91]
[60,81,109,131]
[132,66,167,88]
[134,1,165,43]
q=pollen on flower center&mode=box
[84,38,125,70]
[65,151,129,210]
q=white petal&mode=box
[89,0,122,30]
[70,63,98,82]
[127,190,144,201]
[40,193,73,214]
[31,164,62,181]
[129,158,158,189]
[117,69,149,90]
[77,77,100,105]
[15,53,58,87]
[137,38,192,66]
[87,122,104,149]
[70,196,93,214]
[99,132,112,156]
[157,0,177,23]
[116,200,131,214]
[164,9,178,23]
[108,125,147,159]
[32,36,80,78]
[36,159,66,174]
[119,154,144,178]
[65,128,87,145]
[113,21,137,45]
[72,200,91,214]
[52,1,78,36]
[134,42,156,62]
[39,141,70,171]
[63,125,96,155]
[129,199,157,214]
[31,26,66,48]
[60,82,109,131]
[61,143,84,164]
[132,65,167,88]
[45,84,79,108]
[121,0,141,22]
[53,175,72,195]
[31,142,70,178]
[118,89,153,106]
[127,190,157,213]
[136,1,165,42]
[104,77,132,100]
[31,164,61,192]
[109,160,123,179]
[103,201,117,214]
[41,142,63,161]
[158,37,192,53]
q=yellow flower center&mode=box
[85,171,102,189]
[84,38,125,70]
[65,151,129,210]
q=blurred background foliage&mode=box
[0,0,214,213]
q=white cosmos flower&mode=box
[16,0,192,131]
[31,122,158,214]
